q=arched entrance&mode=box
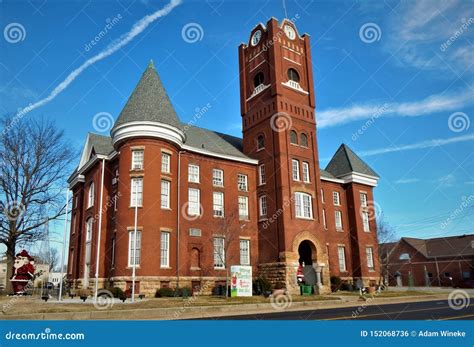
[298,240,317,286]
[298,240,314,265]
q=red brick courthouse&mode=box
[67,18,381,295]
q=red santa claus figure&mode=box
[10,250,36,295]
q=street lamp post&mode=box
[58,189,70,301]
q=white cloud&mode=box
[395,178,420,184]
[358,134,474,157]
[437,173,456,187]
[318,89,474,128]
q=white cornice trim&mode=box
[111,121,185,148]
[320,176,345,184]
[69,174,85,189]
[320,172,379,187]
[182,145,258,165]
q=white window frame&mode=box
[302,162,310,183]
[88,182,94,208]
[335,210,343,231]
[338,246,347,272]
[360,192,368,207]
[258,164,266,185]
[161,153,171,173]
[333,191,340,206]
[85,218,93,242]
[322,209,327,229]
[213,169,224,187]
[213,237,225,269]
[188,188,200,216]
[292,159,300,181]
[321,188,325,203]
[161,180,170,209]
[362,211,370,232]
[238,174,248,192]
[259,195,268,218]
[238,196,249,220]
[295,192,313,219]
[131,150,144,170]
[366,247,374,271]
[213,192,224,217]
[240,239,250,265]
[160,231,170,268]
[128,230,141,267]
[188,164,200,183]
[130,177,143,207]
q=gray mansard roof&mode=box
[325,144,379,178]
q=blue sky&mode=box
[1,0,473,250]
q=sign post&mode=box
[230,265,252,297]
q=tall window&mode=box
[213,237,225,269]
[257,135,265,150]
[213,192,224,217]
[128,230,141,267]
[322,209,327,229]
[366,247,374,271]
[213,169,224,187]
[335,210,343,230]
[161,180,170,209]
[85,218,93,242]
[292,159,300,181]
[288,68,300,83]
[160,232,170,268]
[300,133,308,147]
[333,191,340,206]
[362,211,370,232]
[161,153,170,173]
[338,246,346,272]
[290,130,298,144]
[295,192,313,219]
[130,178,143,207]
[188,188,200,216]
[302,162,310,183]
[188,164,199,183]
[238,196,249,220]
[360,193,368,207]
[240,239,250,265]
[88,182,94,208]
[253,72,264,87]
[238,174,248,191]
[259,195,268,218]
[258,164,266,185]
[131,150,144,170]
[321,188,325,203]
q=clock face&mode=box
[251,30,262,46]
[284,25,296,40]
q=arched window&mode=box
[257,135,265,150]
[300,133,308,147]
[287,68,300,83]
[191,248,201,269]
[253,72,264,88]
[88,182,94,208]
[85,218,93,242]
[290,130,298,145]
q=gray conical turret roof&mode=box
[325,144,379,178]
[112,61,181,130]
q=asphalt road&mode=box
[197,299,474,320]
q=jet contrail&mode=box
[15,0,181,119]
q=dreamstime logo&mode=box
[84,14,123,52]
[3,201,26,221]
[441,195,474,229]
[448,289,470,311]
[440,17,474,52]
[448,112,470,133]
[4,23,26,43]
[181,23,204,43]
[360,200,381,221]
[93,289,115,310]
[270,293,292,310]
[359,23,382,43]
[182,103,212,133]
[92,112,114,133]
[270,112,293,133]
[180,202,204,221]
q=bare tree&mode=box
[0,116,75,293]
[35,247,60,271]
[376,212,397,286]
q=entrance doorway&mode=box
[298,240,317,286]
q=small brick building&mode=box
[67,18,381,295]
[380,235,474,287]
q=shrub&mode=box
[255,277,273,293]
[177,287,191,297]
[330,276,342,292]
[155,287,174,298]
[109,287,126,300]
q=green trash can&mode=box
[301,285,312,296]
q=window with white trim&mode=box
[238,196,249,220]
[333,191,340,206]
[85,218,93,242]
[128,230,141,267]
[130,178,143,207]
[161,180,170,209]
[362,211,370,232]
[259,195,268,218]
[258,164,266,185]
[366,247,374,271]
[238,174,248,191]
[213,169,224,187]
[160,231,170,268]
[338,246,346,272]
[322,209,327,229]
[88,182,94,208]
[335,210,343,230]
[240,239,250,265]
[188,164,200,183]
[302,162,310,183]
[360,193,368,207]
[295,192,313,219]
[131,150,144,170]
[161,153,170,173]
[292,159,300,181]
[213,192,224,217]
[213,237,225,269]
[321,189,325,203]
[188,188,200,216]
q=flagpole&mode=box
[131,179,138,303]
[58,189,69,301]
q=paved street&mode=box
[197,299,474,320]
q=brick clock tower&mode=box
[239,18,331,293]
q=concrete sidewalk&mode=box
[0,293,461,320]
